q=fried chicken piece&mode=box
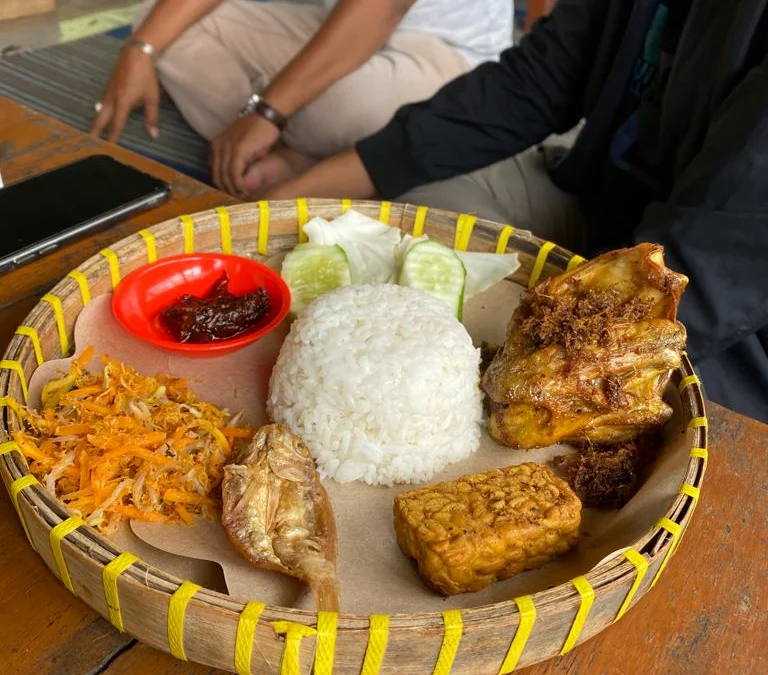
[550,435,661,509]
[222,424,340,611]
[480,342,502,376]
[482,244,688,448]
[394,463,581,595]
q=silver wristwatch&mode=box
[239,93,288,130]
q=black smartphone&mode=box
[0,154,171,273]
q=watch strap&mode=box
[241,94,288,131]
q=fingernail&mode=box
[150,127,159,139]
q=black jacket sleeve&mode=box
[356,0,611,198]
[634,57,768,363]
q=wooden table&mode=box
[0,98,234,351]
[0,0,55,22]
[1,98,767,675]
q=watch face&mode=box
[239,95,259,118]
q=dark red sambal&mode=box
[159,273,271,343]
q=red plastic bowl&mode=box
[112,253,291,356]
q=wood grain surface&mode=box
[2,400,765,675]
[0,0,56,22]
[1,97,766,675]
[0,98,234,350]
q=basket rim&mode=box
[0,198,708,630]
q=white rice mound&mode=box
[267,284,483,486]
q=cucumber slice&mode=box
[398,240,466,318]
[281,243,352,312]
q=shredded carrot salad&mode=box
[13,347,254,532]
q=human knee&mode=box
[287,83,404,157]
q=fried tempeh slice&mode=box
[394,463,581,595]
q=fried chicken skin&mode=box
[483,244,688,449]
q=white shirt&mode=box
[323,0,514,67]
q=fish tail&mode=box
[314,578,340,613]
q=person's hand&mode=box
[210,114,281,196]
[90,47,161,143]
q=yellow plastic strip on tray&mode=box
[495,225,515,254]
[272,621,317,675]
[566,254,587,271]
[214,206,233,254]
[168,581,202,660]
[680,483,700,504]
[99,248,121,289]
[379,201,392,225]
[50,515,85,593]
[688,416,708,429]
[0,397,25,429]
[498,595,536,674]
[0,439,28,470]
[341,199,352,214]
[314,611,338,675]
[67,271,92,307]
[258,201,270,256]
[296,198,309,243]
[560,576,595,655]
[234,601,265,675]
[678,374,700,394]
[528,241,557,288]
[433,610,463,675]
[15,326,44,366]
[412,206,428,237]
[680,482,701,520]
[690,447,708,469]
[453,214,477,252]
[102,552,139,632]
[10,474,39,548]
[651,518,682,589]
[181,215,195,254]
[614,549,649,623]
[1,360,28,402]
[138,229,158,263]
[361,614,390,675]
[41,293,70,356]
[0,440,23,461]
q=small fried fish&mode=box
[222,424,340,611]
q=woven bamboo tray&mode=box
[0,199,707,675]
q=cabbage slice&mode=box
[455,249,521,299]
[397,232,519,300]
[303,211,401,284]
[297,209,521,307]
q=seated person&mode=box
[91,0,513,196]
[266,0,768,423]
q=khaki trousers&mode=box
[135,0,469,156]
[398,137,588,253]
